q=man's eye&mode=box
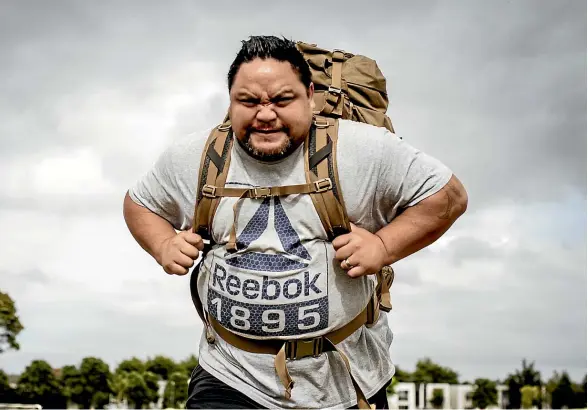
[275,97,293,106]
[240,99,258,106]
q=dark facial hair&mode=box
[236,129,297,162]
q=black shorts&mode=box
[186,365,390,409]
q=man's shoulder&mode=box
[337,119,400,141]
[151,125,217,181]
[336,119,401,156]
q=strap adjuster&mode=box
[285,337,324,360]
[252,187,271,199]
[328,86,342,95]
[202,185,217,198]
[314,178,332,193]
[313,118,329,128]
[332,49,346,62]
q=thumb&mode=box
[349,222,358,232]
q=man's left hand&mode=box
[332,223,388,278]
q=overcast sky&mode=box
[1,0,586,384]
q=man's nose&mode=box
[256,104,277,122]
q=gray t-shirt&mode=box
[129,119,452,408]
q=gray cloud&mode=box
[391,216,586,381]
[1,0,584,209]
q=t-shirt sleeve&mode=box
[374,131,453,220]
[128,133,203,231]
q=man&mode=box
[123,36,468,409]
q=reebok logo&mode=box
[212,263,321,301]
[225,196,311,272]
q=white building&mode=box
[389,382,509,409]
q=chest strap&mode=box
[200,178,334,252]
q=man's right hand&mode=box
[158,231,204,275]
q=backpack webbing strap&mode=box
[323,50,346,116]
[201,179,333,200]
[193,121,233,247]
[202,178,334,252]
[305,116,351,240]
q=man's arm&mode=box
[333,174,468,277]
[123,192,177,265]
[123,192,203,275]
[375,174,468,265]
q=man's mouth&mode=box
[252,129,282,134]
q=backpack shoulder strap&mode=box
[192,118,234,247]
[304,115,351,240]
[194,114,353,243]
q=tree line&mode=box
[1,291,586,409]
[0,355,196,409]
[388,358,586,409]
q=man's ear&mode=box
[308,82,316,111]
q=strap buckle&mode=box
[328,86,342,95]
[314,178,333,193]
[285,337,324,360]
[202,185,217,198]
[332,49,346,62]
[251,187,271,199]
[313,118,329,128]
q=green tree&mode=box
[76,357,113,408]
[505,359,542,409]
[125,371,150,409]
[143,370,161,405]
[392,365,413,382]
[93,391,111,409]
[0,368,17,403]
[0,291,24,353]
[111,369,160,408]
[163,371,189,408]
[116,357,146,375]
[430,388,444,409]
[16,360,66,409]
[471,378,498,409]
[178,355,199,378]
[145,355,177,380]
[411,357,459,384]
[110,371,129,403]
[520,385,539,409]
[545,371,561,408]
[575,374,587,409]
[386,377,398,395]
[550,371,575,409]
[60,365,84,407]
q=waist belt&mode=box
[190,264,394,410]
[208,305,372,409]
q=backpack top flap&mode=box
[295,41,394,132]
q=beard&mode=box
[237,129,298,162]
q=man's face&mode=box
[229,58,315,161]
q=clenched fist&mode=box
[332,223,388,278]
[158,231,204,275]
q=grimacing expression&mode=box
[229,58,315,161]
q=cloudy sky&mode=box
[1,0,586,384]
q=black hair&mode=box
[227,35,312,91]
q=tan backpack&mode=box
[296,41,394,133]
[190,41,395,409]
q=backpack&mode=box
[190,41,395,409]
